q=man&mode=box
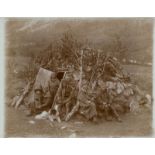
[96,78,122,122]
[28,87,43,115]
[78,91,98,122]
[27,72,60,116]
[42,72,60,110]
[60,74,78,119]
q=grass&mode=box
[124,64,152,94]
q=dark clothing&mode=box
[44,78,60,98]
[104,61,117,77]
[29,97,52,115]
[29,78,60,115]
[61,80,78,118]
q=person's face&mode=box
[51,73,56,79]
[62,79,68,87]
[35,90,42,95]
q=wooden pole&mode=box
[50,71,67,111]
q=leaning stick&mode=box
[15,81,34,109]
[50,71,67,111]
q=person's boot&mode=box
[105,115,113,121]
[110,105,122,122]
[25,109,34,117]
[105,109,113,121]
[92,116,99,123]
[116,116,122,122]
[26,111,32,116]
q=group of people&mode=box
[25,51,133,122]
[25,49,137,123]
[9,47,151,125]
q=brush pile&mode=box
[10,47,152,123]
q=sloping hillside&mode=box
[6,18,153,62]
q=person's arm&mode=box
[49,79,59,96]
[63,94,72,104]
[38,98,51,109]
[62,87,75,104]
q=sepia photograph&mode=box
[4,18,153,137]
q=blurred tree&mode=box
[60,31,83,67]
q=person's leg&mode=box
[110,104,122,122]
[104,106,113,121]
[122,101,130,113]
[43,97,53,111]
[89,102,98,122]
[65,101,79,121]
[26,102,36,116]
[115,97,130,113]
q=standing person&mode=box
[63,79,79,118]
[57,74,78,119]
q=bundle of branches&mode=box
[33,32,82,72]
[17,63,38,83]
[62,48,151,122]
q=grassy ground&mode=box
[5,56,153,137]
[123,64,152,95]
[5,106,152,137]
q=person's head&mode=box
[17,88,24,95]
[34,89,42,96]
[51,72,57,79]
[50,109,57,115]
[62,78,71,88]
[34,84,42,94]
[66,72,73,79]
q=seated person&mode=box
[27,73,60,116]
